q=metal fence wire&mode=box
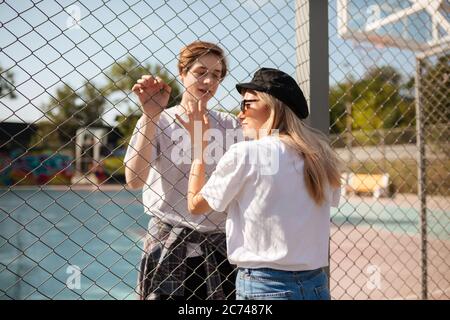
[0,0,449,300]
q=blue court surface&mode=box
[0,188,448,299]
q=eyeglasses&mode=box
[240,99,259,113]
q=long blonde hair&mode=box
[258,92,342,205]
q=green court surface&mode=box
[331,199,449,240]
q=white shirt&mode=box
[125,105,239,233]
[200,135,341,271]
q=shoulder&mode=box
[226,136,283,155]
[218,138,285,177]
[218,140,251,167]
[220,138,274,162]
[253,135,285,153]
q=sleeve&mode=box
[331,187,341,208]
[123,117,160,164]
[199,143,249,212]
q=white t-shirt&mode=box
[125,105,240,233]
[199,135,341,271]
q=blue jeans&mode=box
[236,267,330,300]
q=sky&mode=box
[0,0,427,125]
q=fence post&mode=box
[415,56,428,300]
[295,0,330,287]
[295,0,329,135]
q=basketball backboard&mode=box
[337,0,450,52]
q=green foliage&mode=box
[29,121,62,150]
[105,56,182,146]
[36,81,106,148]
[103,155,125,176]
[114,110,140,147]
[420,54,449,126]
[0,65,16,99]
[105,56,182,108]
[330,65,415,136]
[33,56,182,150]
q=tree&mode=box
[32,81,106,149]
[402,54,449,145]
[420,54,449,126]
[32,56,183,151]
[330,66,415,139]
[114,108,140,148]
[0,64,16,99]
[105,56,181,107]
[105,56,182,146]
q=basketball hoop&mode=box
[338,0,450,53]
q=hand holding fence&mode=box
[132,75,171,118]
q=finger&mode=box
[198,99,207,113]
[187,100,194,114]
[203,114,209,126]
[175,114,186,127]
[142,75,153,81]
[141,76,151,87]
[159,77,172,93]
[131,84,141,92]
[162,82,172,93]
[141,77,159,89]
[155,76,165,90]
[155,76,163,85]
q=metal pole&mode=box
[295,0,329,135]
[415,56,427,300]
[75,129,82,174]
[295,0,331,289]
[346,101,353,165]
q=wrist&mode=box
[142,109,162,120]
[191,158,203,166]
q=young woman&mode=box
[178,67,342,300]
[125,41,238,300]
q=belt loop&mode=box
[240,268,251,275]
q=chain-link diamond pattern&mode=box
[0,0,449,300]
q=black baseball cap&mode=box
[236,67,309,120]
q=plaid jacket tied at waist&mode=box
[138,217,228,300]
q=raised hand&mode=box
[175,100,210,139]
[175,100,210,161]
[132,75,171,118]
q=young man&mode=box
[125,41,238,300]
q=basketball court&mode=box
[1,188,448,299]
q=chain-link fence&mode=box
[1,0,449,300]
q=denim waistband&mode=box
[238,267,325,281]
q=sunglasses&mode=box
[240,99,259,113]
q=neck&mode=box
[256,128,272,140]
